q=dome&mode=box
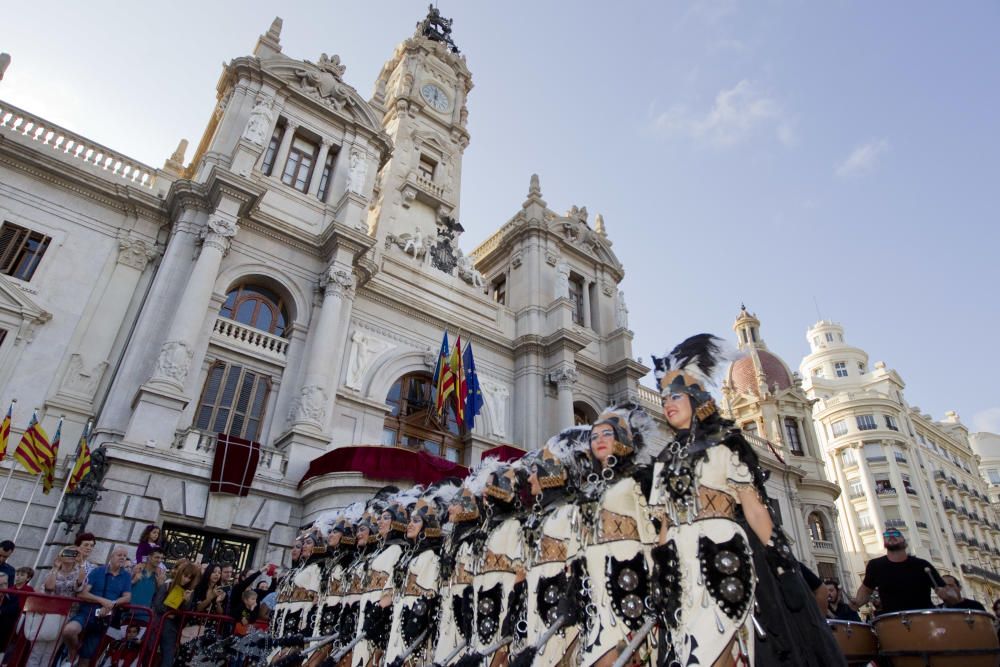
[728,349,793,397]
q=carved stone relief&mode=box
[554,261,570,299]
[61,353,108,398]
[480,378,510,438]
[152,340,193,386]
[290,384,328,424]
[615,290,629,329]
[241,97,274,146]
[117,235,158,271]
[345,331,395,390]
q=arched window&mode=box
[383,372,465,463]
[220,284,289,337]
[808,512,828,542]
[573,402,598,426]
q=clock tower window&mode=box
[418,153,437,181]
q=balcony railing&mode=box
[212,316,289,362]
[943,499,957,511]
[812,539,835,551]
[876,486,897,496]
[961,563,1000,585]
[171,428,287,481]
[885,519,907,529]
[916,521,928,529]
[1,101,157,189]
[934,470,947,481]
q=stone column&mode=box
[550,366,578,431]
[270,121,298,180]
[288,264,355,432]
[830,449,864,554]
[855,444,887,531]
[308,139,333,198]
[581,281,592,329]
[147,214,238,391]
[886,441,919,535]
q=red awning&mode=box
[299,445,469,488]
[481,444,526,462]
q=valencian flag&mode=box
[438,335,465,422]
[14,411,55,493]
[0,400,12,462]
[67,425,92,493]
[432,331,450,414]
[462,342,484,430]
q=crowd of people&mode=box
[0,332,998,666]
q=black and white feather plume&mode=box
[651,333,739,394]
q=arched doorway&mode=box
[382,372,465,463]
[574,401,598,426]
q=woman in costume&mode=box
[649,334,844,666]
[354,487,421,667]
[513,425,591,667]
[432,466,490,666]
[386,481,460,666]
[470,459,528,667]
[337,510,378,661]
[580,403,660,667]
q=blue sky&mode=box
[3,1,998,432]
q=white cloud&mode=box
[836,138,890,177]
[649,80,789,148]
[972,407,1000,434]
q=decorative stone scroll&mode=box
[549,366,579,389]
[323,267,356,298]
[117,235,158,271]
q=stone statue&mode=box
[481,380,509,438]
[456,253,485,288]
[296,59,351,109]
[153,341,192,386]
[242,98,274,146]
[317,53,346,78]
[555,261,570,299]
[616,290,629,329]
[403,227,423,257]
[346,150,368,194]
[291,385,328,424]
[346,331,393,389]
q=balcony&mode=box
[934,470,947,482]
[866,455,888,463]
[948,476,958,488]
[943,499,957,513]
[960,483,971,495]
[171,428,287,481]
[962,563,1000,586]
[955,532,969,544]
[876,485,897,497]
[905,486,918,496]
[849,489,866,500]
[812,539,835,552]
[916,521,928,529]
[211,316,289,363]
[885,518,907,528]
[959,507,970,518]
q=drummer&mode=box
[849,528,949,615]
[937,574,987,611]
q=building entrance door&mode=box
[161,522,256,571]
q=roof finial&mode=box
[254,17,283,57]
[594,213,607,237]
[266,17,282,42]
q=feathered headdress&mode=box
[413,479,462,538]
[530,425,591,490]
[593,401,655,462]
[651,334,737,420]
[385,485,425,533]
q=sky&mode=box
[2,1,998,432]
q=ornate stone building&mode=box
[720,306,846,581]
[0,11,650,568]
[800,320,1000,602]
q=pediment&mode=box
[546,211,622,269]
[0,274,52,344]
[260,54,382,133]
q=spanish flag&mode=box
[0,400,13,462]
[67,426,92,493]
[13,411,55,493]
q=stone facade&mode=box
[0,13,652,569]
[800,320,1000,602]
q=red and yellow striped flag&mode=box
[0,401,13,462]
[13,412,55,492]
[67,427,92,493]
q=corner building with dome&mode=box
[0,10,661,569]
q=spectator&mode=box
[74,532,98,577]
[134,525,162,566]
[0,571,14,660]
[0,540,15,585]
[232,589,258,636]
[153,560,200,667]
[105,624,142,667]
[937,574,987,611]
[220,564,234,587]
[258,589,277,622]
[129,547,165,614]
[23,547,86,667]
[193,563,228,616]
[227,567,263,624]
[62,546,132,667]
[824,579,862,621]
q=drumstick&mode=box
[924,567,941,588]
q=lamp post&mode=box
[55,445,108,533]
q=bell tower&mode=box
[367,5,473,244]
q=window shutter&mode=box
[196,363,226,430]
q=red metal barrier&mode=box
[1,589,154,667]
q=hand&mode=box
[182,590,193,602]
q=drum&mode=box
[874,609,1000,666]
[828,620,878,665]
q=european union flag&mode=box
[463,342,484,430]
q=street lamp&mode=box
[56,445,108,533]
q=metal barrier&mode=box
[1,588,154,667]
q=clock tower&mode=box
[367,6,473,245]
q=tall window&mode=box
[220,284,289,337]
[261,124,284,175]
[858,361,866,374]
[784,417,804,455]
[743,421,758,437]
[988,469,1000,485]
[885,414,899,431]
[825,332,834,342]
[196,362,270,441]
[856,414,877,431]
[568,276,585,325]
[857,510,873,530]
[282,136,318,192]
[0,223,51,282]
[848,480,864,498]
[418,154,436,180]
[316,149,337,202]
[831,419,848,437]
[383,373,464,463]
[841,448,857,466]
[834,361,848,377]
[808,512,828,542]
[864,442,885,462]
[492,276,507,305]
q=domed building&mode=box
[721,306,846,581]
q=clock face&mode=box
[420,83,451,112]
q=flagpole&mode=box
[13,473,41,543]
[32,419,90,571]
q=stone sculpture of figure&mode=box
[456,254,485,288]
[347,150,368,194]
[403,227,423,257]
[242,98,274,146]
[616,290,629,329]
[555,261,571,299]
[346,331,393,389]
[481,381,510,438]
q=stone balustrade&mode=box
[636,384,661,408]
[812,539,835,551]
[415,174,445,198]
[212,316,289,361]
[0,100,157,188]
[171,427,286,481]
